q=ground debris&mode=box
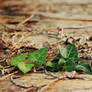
[0,0,92,92]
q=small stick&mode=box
[44,70,58,79]
[17,14,34,28]
[0,71,18,81]
[24,84,46,92]
[40,78,59,92]
[10,76,31,89]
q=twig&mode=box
[17,14,34,28]
[10,76,32,89]
[44,70,58,79]
[40,78,59,92]
[24,84,47,92]
[0,71,18,81]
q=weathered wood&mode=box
[0,0,92,92]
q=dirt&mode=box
[0,0,92,92]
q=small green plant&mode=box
[28,47,48,66]
[6,44,92,74]
[10,47,48,73]
[46,44,92,74]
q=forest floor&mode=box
[0,0,92,92]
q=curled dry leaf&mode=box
[65,71,77,79]
[0,39,7,50]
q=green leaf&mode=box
[59,48,67,58]
[52,54,61,62]
[10,53,34,73]
[59,44,78,62]
[46,61,56,67]
[18,62,34,73]
[58,58,67,65]
[11,53,28,67]
[67,44,78,62]
[28,47,48,66]
[64,61,75,72]
[46,54,63,72]
[75,62,92,74]
[46,61,58,72]
[46,60,65,72]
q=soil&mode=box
[0,0,92,92]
